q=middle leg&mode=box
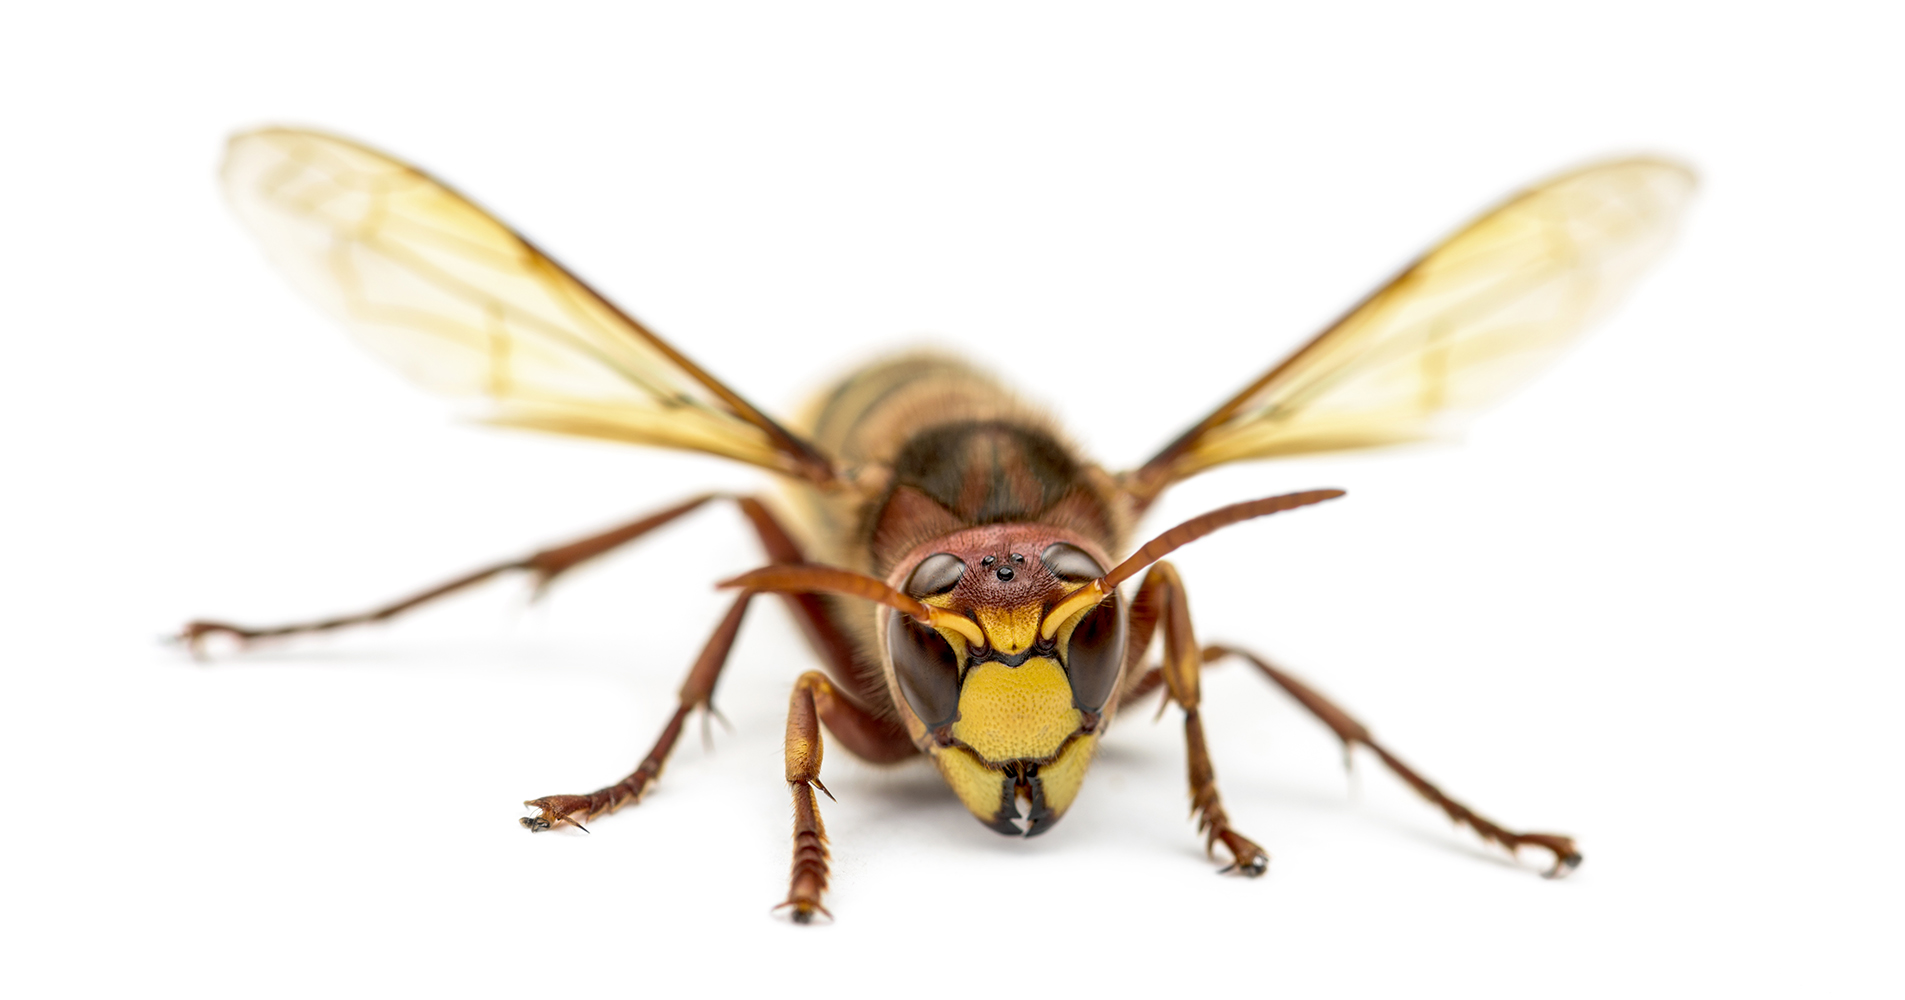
[1203,644,1582,877]
[520,588,754,830]
[522,496,890,830]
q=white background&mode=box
[4,3,1900,997]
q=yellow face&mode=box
[883,526,1127,837]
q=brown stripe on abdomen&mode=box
[892,421,1082,524]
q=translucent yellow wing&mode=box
[1127,159,1695,504]
[222,128,835,484]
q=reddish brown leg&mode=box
[180,493,727,651]
[519,588,754,830]
[1125,667,1161,699]
[1127,562,1268,876]
[778,671,917,924]
[521,592,914,838]
[1201,644,1581,877]
[179,491,896,692]
[730,500,889,710]
[517,497,909,834]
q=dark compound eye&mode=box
[1062,592,1125,715]
[904,553,966,596]
[887,609,962,729]
[1039,542,1105,582]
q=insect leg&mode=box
[180,493,726,652]
[516,503,915,833]
[1127,562,1270,876]
[520,587,755,830]
[1202,644,1582,877]
[730,498,890,709]
[1119,665,1177,707]
[778,671,916,924]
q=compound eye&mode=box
[888,609,962,729]
[1039,542,1105,582]
[1062,592,1125,715]
[904,553,966,597]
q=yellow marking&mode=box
[917,592,988,650]
[975,604,1044,655]
[1036,735,1097,818]
[951,657,1081,762]
[931,734,1100,828]
[935,746,1007,823]
[927,608,986,648]
[1040,580,1105,640]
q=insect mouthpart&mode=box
[988,760,1058,837]
[963,640,1057,668]
[930,733,1100,839]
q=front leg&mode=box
[778,671,917,923]
[1127,561,1269,876]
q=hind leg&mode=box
[181,493,727,652]
[1203,644,1581,877]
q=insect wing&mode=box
[1128,159,1695,501]
[222,128,834,483]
